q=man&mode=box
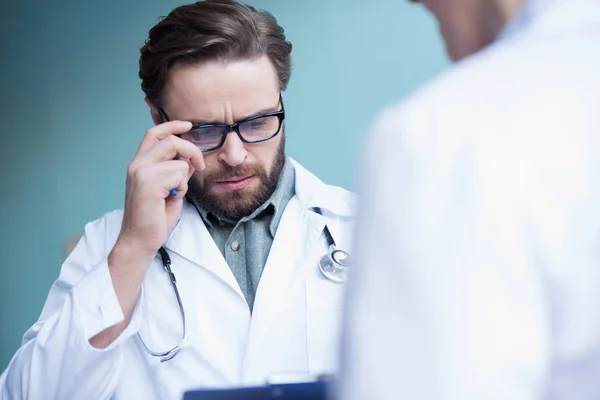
[0,1,355,398]
[341,0,600,399]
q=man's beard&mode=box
[187,136,286,221]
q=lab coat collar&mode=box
[161,158,354,297]
[498,0,600,42]
[165,157,355,249]
[289,158,356,218]
[164,201,244,299]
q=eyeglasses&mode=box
[159,95,285,152]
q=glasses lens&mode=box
[181,126,224,151]
[238,115,281,142]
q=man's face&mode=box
[413,0,507,61]
[162,55,286,220]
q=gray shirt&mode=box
[189,160,295,312]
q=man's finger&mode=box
[142,136,205,170]
[136,120,193,155]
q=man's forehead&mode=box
[167,57,278,95]
[166,90,281,123]
[163,57,280,121]
[184,97,281,125]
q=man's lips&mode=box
[213,175,255,191]
[216,175,251,183]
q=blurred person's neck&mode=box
[445,0,528,62]
[483,0,526,40]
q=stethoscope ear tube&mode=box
[138,246,187,362]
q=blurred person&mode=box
[340,0,600,399]
[0,1,355,399]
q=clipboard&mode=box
[182,381,329,400]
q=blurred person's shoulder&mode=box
[368,27,600,162]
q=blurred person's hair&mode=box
[139,0,293,108]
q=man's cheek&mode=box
[189,171,207,189]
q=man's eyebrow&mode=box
[188,104,281,126]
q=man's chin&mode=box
[207,190,263,219]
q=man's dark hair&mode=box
[139,0,293,107]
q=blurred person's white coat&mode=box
[340,0,600,399]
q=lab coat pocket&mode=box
[305,279,346,375]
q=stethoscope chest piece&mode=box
[313,207,351,284]
[319,247,350,283]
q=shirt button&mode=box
[230,241,241,252]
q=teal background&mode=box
[0,0,448,369]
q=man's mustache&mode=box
[204,164,267,184]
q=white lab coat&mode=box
[0,159,355,400]
[340,0,600,399]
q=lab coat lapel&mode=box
[255,195,326,317]
[242,196,326,368]
[164,201,244,299]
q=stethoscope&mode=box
[138,208,350,362]
[137,247,187,363]
[314,207,351,284]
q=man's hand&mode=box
[91,121,204,349]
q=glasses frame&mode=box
[159,94,285,152]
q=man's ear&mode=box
[145,96,163,126]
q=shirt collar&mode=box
[189,159,296,237]
[289,158,356,218]
[266,159,295,236]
